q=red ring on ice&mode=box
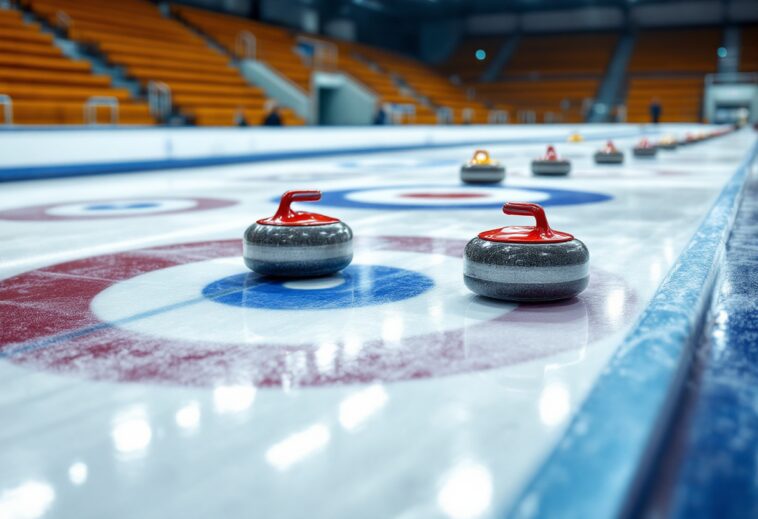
[0,237,637,388]
[0,197,237,221]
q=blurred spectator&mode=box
[234,107,249,127]
[262,101,283,126]
[372,103,387,125]
[649,97,662,124]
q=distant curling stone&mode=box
[243,190,353,278]
[463,202,589,302]
[593,140,624,165]
[460,149,505,184]
[567,131,584,143]
[531,145,571,176]
[658,135,678,150]
[633,138,658,158]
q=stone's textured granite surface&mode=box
[594,151,624,164]
[531,159,572,176]
[243,221,353,277]
[460,163,506,184]
[633,146,658,158]
[463,237,590,302]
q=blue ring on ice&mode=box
[202,264,434,310]
[85,202,162,211]
[303,184,612,210]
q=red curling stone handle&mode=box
[273,190,321,220]
[503,202,554,237]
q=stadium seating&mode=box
[0,7,153,125]
[173,5,313,94]
[739,24,758,72]
[22,0,302,126]
[469,33,617,123]
[624,27,720,123]
[437,36,504,83]
[346,42,492,124]
[174,5,423,123]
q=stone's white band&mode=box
[244,241,352,263]
[464,260,589,284]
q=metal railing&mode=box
[461,107,475,124]
[488,110,508,124]
[388,103,415,125]
[517,110,536,124]
[296,36,338,71]
[148,80,171,123]
[235,31,256,60]
[437,107,453,125]
[705,72,758,86]
[84,96,119,125]
[0,94,12,125]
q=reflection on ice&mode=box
[68,462,88,486]
[175,401,201,431]
[339,385,389,431]
[538,382,571,426]
[265,424,330,471]
[213,385,256,414]
[0,480,55,519]
[111,407,153,458]
[437,462,493,519]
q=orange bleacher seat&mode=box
[22,0,304,126]
[0,6,154,126]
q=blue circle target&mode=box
[293,184,612,211]
[202,265,434,310]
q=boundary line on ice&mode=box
[0,128,648,182]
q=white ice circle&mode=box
[91,250,514,347]
[344,186,551,207]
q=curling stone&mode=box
[633,138,658,158]
[463,202,589,302]
[593,140,624,165]
[243,190,353,278]
[460,149,505,184]
[658,135,677,150]
[567,131,584,143]
[531,145,571,176]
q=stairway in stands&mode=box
[0,5,153,125]
[20,0,303,126]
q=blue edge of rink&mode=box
[503,136,758,519]
[668,165,758,519]
[0,127,648,182]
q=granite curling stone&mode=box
[658,135,678,150]
[593,140,624,165]
[632,138,658,158]
[463,202,589,302]
[243,190,353,278]
[531,145,571,176]
[567,131,584,143]
[460,149,506,184]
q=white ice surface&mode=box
[0,126,754,519]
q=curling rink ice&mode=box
[0,126,755,519]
